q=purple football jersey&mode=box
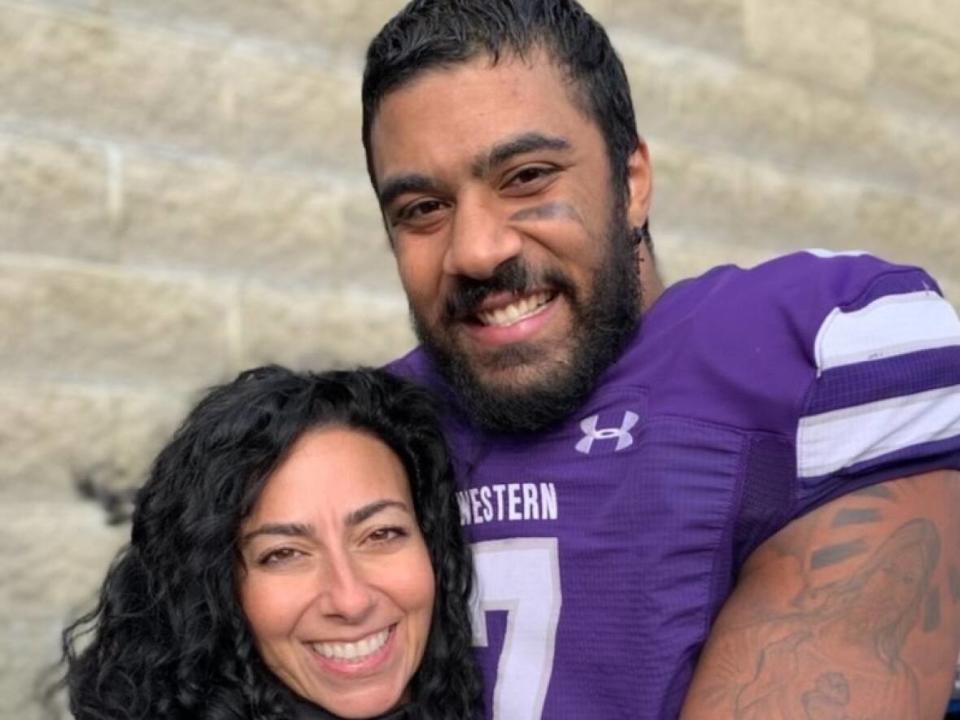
[387,250,960,719]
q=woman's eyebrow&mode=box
[346,499,411,527]
[240,522,313,546]
[240,500,411,545]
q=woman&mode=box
[57,365,481,719]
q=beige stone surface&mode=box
[872,22,960,117]
[868,0,960,45]
[109,390,194,485]
[0,259,233,386]
[743,0,874,92]
[653,140,860,248]
[339,188,404,290]
[654,139,960,276]
[0,502,127,619]
[626,41,959,207]
[655,230,776,285]
[0,3,364,171]
[0,4,227,148]
[227,47,363,171]
[238,283,413,371]
[1,617,67,720]
[118,150,345,283]
[0,502,127,717]
[0,382,115,502]
[623,41,813,167]
[608,0,744,57]
[0,133,115,261]
[69,0,409,57]
[806,93,960,205]
[854,190,960,274]
[2,1,959,717]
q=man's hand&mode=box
[680,470,960,720]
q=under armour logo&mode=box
[575,412,639,454]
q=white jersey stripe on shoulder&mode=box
[803,248,870,258]
[798,384,960,478]
[814,290,960,374]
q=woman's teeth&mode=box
[312,627,390,662]
[477,292,551,327]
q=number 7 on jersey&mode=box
[470,538,563,720]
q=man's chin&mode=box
[459,339,573,392]
[441,353,590,433]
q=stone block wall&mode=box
[1,1,957,716]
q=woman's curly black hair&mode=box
[55,365,481,719]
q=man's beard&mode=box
[411,210,642,433]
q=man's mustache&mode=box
[443,259,575,321]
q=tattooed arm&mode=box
[680,471,960,720]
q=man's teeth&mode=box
[477,292,551,327]
[312,627,390,662]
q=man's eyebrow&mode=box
[472,132,571,177]
[346,499,411,527]
[240,522,312,546]
[377,133,569,207]
[378,173,448,208]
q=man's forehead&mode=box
[369,51,594,171]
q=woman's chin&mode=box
[297,686,404,720]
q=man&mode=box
[361,1,960,717]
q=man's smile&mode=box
[474,290,555,328]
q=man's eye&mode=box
[504,166,557,191]
[398,199,444,222]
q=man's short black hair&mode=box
[362,0,641,204]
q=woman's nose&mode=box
[317,555,377,622]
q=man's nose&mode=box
[316,554,376,622]
[442,199,522,280]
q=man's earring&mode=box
[633,223,651,246]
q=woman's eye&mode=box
[367,526,408,544]
[258,547,303,566]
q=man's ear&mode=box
[625,140,652,229]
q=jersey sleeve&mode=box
[697,250,960,565]
[792,251,960,512]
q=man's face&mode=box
[370,53,652,431]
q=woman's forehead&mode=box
[245,428,413,526]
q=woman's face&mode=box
[237,428,435,718]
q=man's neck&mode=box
[638,242,665,313]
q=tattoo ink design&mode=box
[801,672,850,719]
[831,508,882,528]
[810,538,869,570]
[850,485,897,502]
[720,520,941,719]
[949,564,960,604]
